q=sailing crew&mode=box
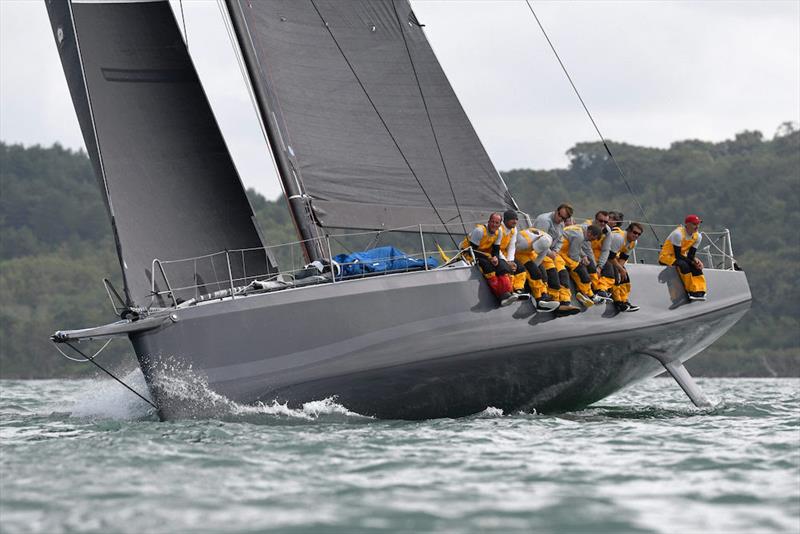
[461,213,516,306]
[609,222,643,312]
[658,215,707,301]
[533,204,580,314]
[514,227,560,311]
[499,210,526,298]
[559,223,605,307]
[582,210,614,301]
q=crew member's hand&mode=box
[618,266,627,278]
[490,256,499,266]
[509,262,517,272]
[581,257,589,266]
[694,258,704,270]
[596,265,603,274]
[547,250,556,259]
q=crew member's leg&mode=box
[554,255,573,304]
[594,261,615,297]
[511,259,528,293]
[674,257,706,299]
[688,261,706,296]
[562,254,595,306]
[541,255,561,302]
[476,255,507,302]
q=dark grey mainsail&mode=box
[226,0,516,233]
[46,0,273,306]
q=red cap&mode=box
[685,214,702,225]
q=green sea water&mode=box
[1,376,798,533]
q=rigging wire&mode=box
[523,0,660,242]
[309,0,460,249]
[390,0,468,238]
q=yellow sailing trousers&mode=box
[516,251,547,299]
[590,271,615,292]
[677,270,707,293]
[612,281,631,303]
[560,252,594,297]
[541,254,571,302]
[569,269,593,296]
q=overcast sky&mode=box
[1,0,798,199]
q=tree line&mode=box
[0,125,797,378]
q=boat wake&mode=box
[67,364,371,423]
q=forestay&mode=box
[227,0,516,232]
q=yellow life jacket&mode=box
[499,224,515,255]
[615,227,636,256]
[461,224,499,254]
[559,224,583,257]
[585,219,607,261]
[658,226,698,265]
[515,228,541,263]
[518,228,539,251]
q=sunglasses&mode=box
[631,231,642,237]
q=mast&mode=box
[224,0,325,263]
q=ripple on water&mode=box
[0,377,798,533]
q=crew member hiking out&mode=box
[461,213,516,306]
[498,210,527,300]
[533,204,580,315]
[609,222,643,312]
[658,214,707,301]
[560,223,606,307]
[514,227,560,312]
[582,210,614,301]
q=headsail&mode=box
[46,0,275,306]
[225,0,517,233]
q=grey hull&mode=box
[130,264,751,419]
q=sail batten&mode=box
[228,0,515,233]
[47,0,274,306]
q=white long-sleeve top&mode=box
[533,211,564,253]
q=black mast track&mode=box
[224,0,325,264]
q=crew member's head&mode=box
[503,209,519,229]
[609,211,624,228]
[585,224,602,240]
[684,214,702,233]
[626,222,643,241]
[594,210,610,227]
[487,212,502,233]
[555,203,574,224]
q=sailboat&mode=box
[47,0,751,420]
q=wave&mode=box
[66,364,370,424]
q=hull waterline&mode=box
[128,264,751,420]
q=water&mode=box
[1,376,798,533]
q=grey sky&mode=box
[1,0,798,200]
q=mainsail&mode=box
[226,0,517,233]
[46,0,274,306]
